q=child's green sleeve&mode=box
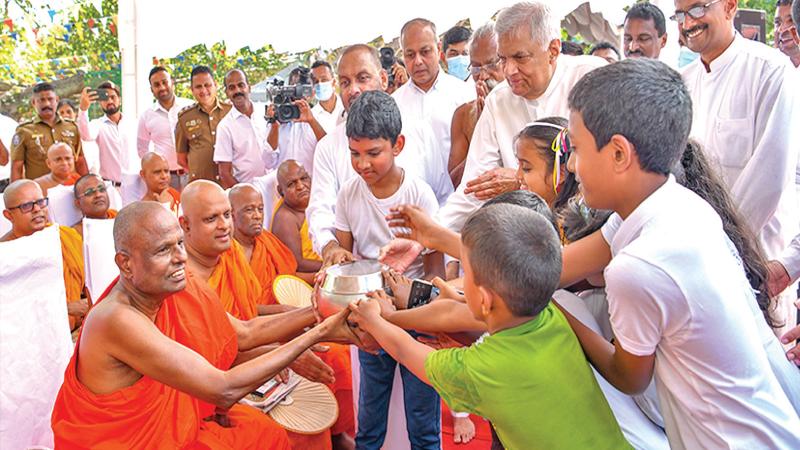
[425,347,481,414]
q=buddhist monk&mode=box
[72,173,117,238]
[32,142,81,195]
[140,152,180,215]
[231,182,356,449]
[272,160,322,284]
[51,201,361,448]
[1,179,86,330]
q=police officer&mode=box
[10,82,87,181]
[175,65,232,183]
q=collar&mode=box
[408,69,443,94]
[228,104,254,120]
[535,56,565,105]
[34,115,63,126]
[610,175,677,255]
[704,31,741,73]
[199,97,225,115]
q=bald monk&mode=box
[272,160,322,284]
[51,202,362,448]
[1,180,87,330]
[72,173,117,238]
[140,152,180,215]
[32,142,81,195]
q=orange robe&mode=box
[106,209,118,218]
[62,172,81,186]
[208,240,262,321]
[59,225,85,330]
[167,187,181,216]
[51,276,292,449]
[250,231,298,306]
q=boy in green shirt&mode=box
[347,203,631,449]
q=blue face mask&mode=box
[678,47,700,68]
[446,55,470,81]
[314,81,334,102]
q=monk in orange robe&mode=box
[231,181,356,447]
[32,142,81,195]
[51,202,360,449]
[72,173,118,238]
[2,179,87,330]
[181,180,344,450]
[141,152,181,216]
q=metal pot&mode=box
[316,260,384,318]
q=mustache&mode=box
[233,93,245,99]
[682,24,707,37]
[41,107,53,112]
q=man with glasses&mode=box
[435,1,605,232]
[1,179,87,330]
[677,0,800,339]
[71,173,117,238]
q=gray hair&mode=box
[346,90,402,145]
[469,22,498,53]
[461,203,562,317]
[495,2,561,49]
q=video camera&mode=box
[265,67,313,123]
[379,47,396,88]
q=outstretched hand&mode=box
[464,167,521,201]
[290,349,335,384]
[386,204,439,248]
[379,239,424,274]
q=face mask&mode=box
[314,81,334,102]
[446,55,470,81]
[678,47,700,68]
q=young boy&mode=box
[348,203,631,449]
[561,58,800,448]
[333,90,443,449]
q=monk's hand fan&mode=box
[273,275,313,308]
[268,375,339,435]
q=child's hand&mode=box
[431,277,465,303]
[348,295,384,327]
[367,289,397,316]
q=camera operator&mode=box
[266,67,326,174]
[310,60,345,133]
[380,47,409,95]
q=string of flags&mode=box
[0,14,118,42]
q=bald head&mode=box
[113,201,187,295]
[180,180,233,257]
[140,152,171,194]
[46,142,75,178]
[338,44,382,72]
[276,159,311,210]
[73,173,110,218]
[337,44,388,111]
[229,183,264,239]
[2,179,48,238]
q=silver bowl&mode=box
[317,260,384,317]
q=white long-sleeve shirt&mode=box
[274,121,319,175]
[136,97,193,171]
[306,118,450,255]
[76,110,137,182]
[213,106,279,183]
[435,55,606,232]
[682,34,799,261]
[311,95,345,134]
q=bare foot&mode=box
[382,269,412,309]
[332,432,355,450]
[453,415,476,444]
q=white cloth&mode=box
[77,110,137,183]
[553,290,668,450]
[250,171,280,230]
[779,234,800,282]
[120,171,147,207]
[0,226,73,449]
[436,55,606,232]
[311,95,345,134]
[601,177,800,450]
[136,97,193,171]
[391,70,475,187]
[335,173,438,279]
[274,121,319,175]
[214,106,278,183]
[47,184,83,227]
[0,113,18,180]
[83,218,118,302]
[307,120,450,254]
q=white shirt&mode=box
[77,110,137,182]
[601,177,800,450]
[682,34,800,261]
[136,97,193,171]
[335,173,438,279]
[274,121,319,174]
[779,234,800,282]
[213,106,279,183]
[307,120,451,254]
[436,55,606,232]
[311,95,345,134]
[392,70,475,186]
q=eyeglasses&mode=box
[79,184,107,198]
[468,60,500,75]
[8,197,49,213]
[670,0,721,24]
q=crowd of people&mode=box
[1,0,800,449]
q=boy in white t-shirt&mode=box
[334,90,444,449]
[560,59,800,449]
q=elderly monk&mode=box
[140,152,180,215]
[1,180,87,330]
[72,173,117,238]
[51,201,361,448]
[272,160,322,284]
[32,142,81,195]
[231,181,356,448]
[180,180,340,449]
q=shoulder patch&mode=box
[12,133,21,146]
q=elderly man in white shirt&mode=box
[76,82,136,185]
[676,0,800,337]
[435,2,606,232]
[310,60,345,134]
[214,69,279,188]
[136,67,193,189]
[392,18,475,200]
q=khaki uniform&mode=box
[10,116,83,180]
[175,99,232,182]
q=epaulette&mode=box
[177,103,198,117]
